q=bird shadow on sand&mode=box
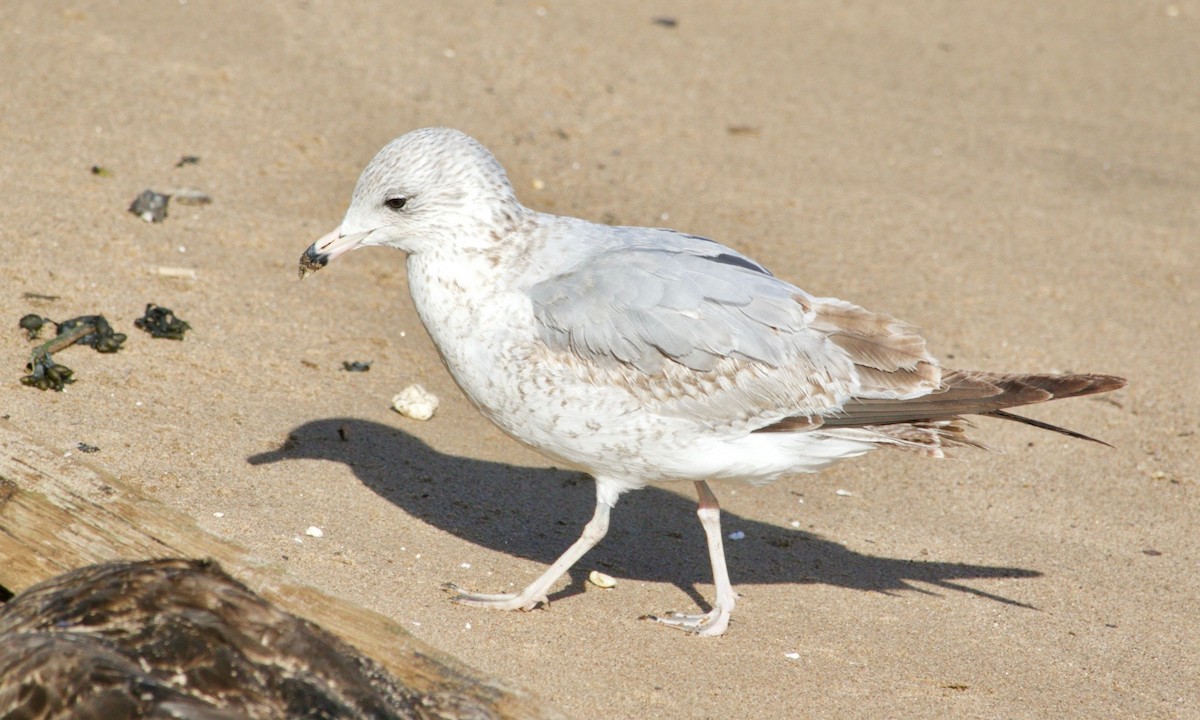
[248,417,1039,613]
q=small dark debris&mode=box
[300,359,319,369]
[19,314,45,339]
[941,684,969,691]
[767,536,792,549]
[1142,549,1163,556]
[76,442,100,454]
[337,426,349,442]
[1104,623,1118,628]
[652,16,678,28]
[341,361,371,372]
[600,212,620,226]
[21,292,60,302]
[175,155,201,167]
[90,165,113,177]
[129,189,170,223]
[134,304,190,340]
[726,125,762,137]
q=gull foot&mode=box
[440,583,548,612]
[641,607,731,637]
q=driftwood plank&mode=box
[0,418,564,720]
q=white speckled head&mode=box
[301,128,525,272]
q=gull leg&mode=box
[444,497,611,611]
[648,480,736,636]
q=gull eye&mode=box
[384,197,407,211]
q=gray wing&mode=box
[528,230,940,429]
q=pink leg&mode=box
[647,480,736,636]
[445,496,611,611]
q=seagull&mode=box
[300,127,1124,636]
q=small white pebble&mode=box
[784,652,800,660]
[790,520,801,528]
[443,48,456,58]
[835,489,853,497]
[460,562,471,569]
[392,384,439,421]
[412,620,421,627]
[305,526,324,538]
[213,512,224,518]
[588,570,617,588]
[728,530,746,540]
[293,537,304,544]
[464,622,472,630]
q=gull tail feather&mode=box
[983,409,1113,447]
[758,371,1125,451]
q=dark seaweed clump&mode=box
[19,314,127,391]
[134,304,190,340]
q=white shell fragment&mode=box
[391,384,439,420]
[150,266,197,279]
[588,570,617,588]
[305,526,324,538]
[727,531,746,540]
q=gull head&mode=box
[300,127,523,278]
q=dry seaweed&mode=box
[133,304,190,340]
[19,315,127,391]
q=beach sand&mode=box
[2,2,1197,717]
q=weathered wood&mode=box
[0,418,564,720]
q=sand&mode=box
[1,2,1197,718]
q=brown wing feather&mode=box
[808,298,941,398]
